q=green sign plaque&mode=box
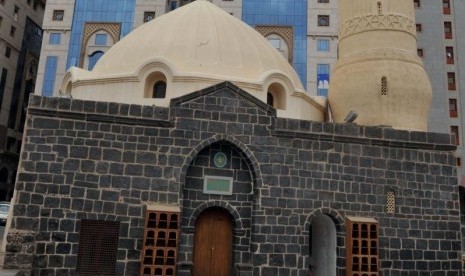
[203,176,233,195]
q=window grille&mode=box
[141,207,180,276]
[386,190,395,214]
[76,220,120,276]
[346,217,379,276]
[381,77,387,96]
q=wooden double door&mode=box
[193,208,233,276]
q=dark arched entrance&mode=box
[193,207,233,276]
[311,214,337,276]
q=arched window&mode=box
[266,34,291,62]
[88,51,104,70]
[153,81,167,98]
[267,92,274,107]
[381,76,387,95]
[267,82,286,110]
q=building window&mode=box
[346,217,379,275]
[95,34,108,46]
[318,15,330,27]
[449,99,458,117]
[318,0,329,3]
[0,69,7,109]
[141,208,180,276]
[457,158,461,167]
[443,0,451,14]
[417,48,424,57]
[0,16,2,28]
[377,2,382,15]
[317,64,330,97]
[153,81,167,98]
[144,11,155,22]
[448,72,456,90]
[446,47,454,64]
[451,126,460,145]
[381,76,388,96]
[14,6,19,21]
[10,26,16,37]
[386,190,395,214]
[42,56,58,97]
[49,33,61,45]
[317,39,330,52]
[416,24,422,32]
[170,1,177,11]
[414,0,421,8]
[444,22,452,39]
[88,51,104,70]
[0,0,4,6]
[266,33,291,62]
[52,10,64,21]
[5,46,11,58]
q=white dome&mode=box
[62,0,325,121]
[91,0,304,92]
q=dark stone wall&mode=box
[5,82,462,275]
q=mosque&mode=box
[3,0,462,275]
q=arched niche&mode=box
[145,72,168,98]
[310,214,337,276]
[267,82,287,110]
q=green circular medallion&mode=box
[214,152,227,168]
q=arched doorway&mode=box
[310,214,337,276]
[193,207,233,276]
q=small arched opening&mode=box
[145,72,168,98]
[267,82,287,110]
[310,214,337,276]
[153,81,167,99]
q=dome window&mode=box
[153,81,167,98]
[381,76,387,96]
[267,82,287,110]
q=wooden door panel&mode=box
[193,208,232,276]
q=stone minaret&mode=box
[328,0,432,131]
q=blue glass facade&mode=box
[88,51,105,70]
[242,0,308,87]
[42,56,58,97]
[66,0,136,69]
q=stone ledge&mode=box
[274,118,455,150]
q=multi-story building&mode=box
[0,0,45,201]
